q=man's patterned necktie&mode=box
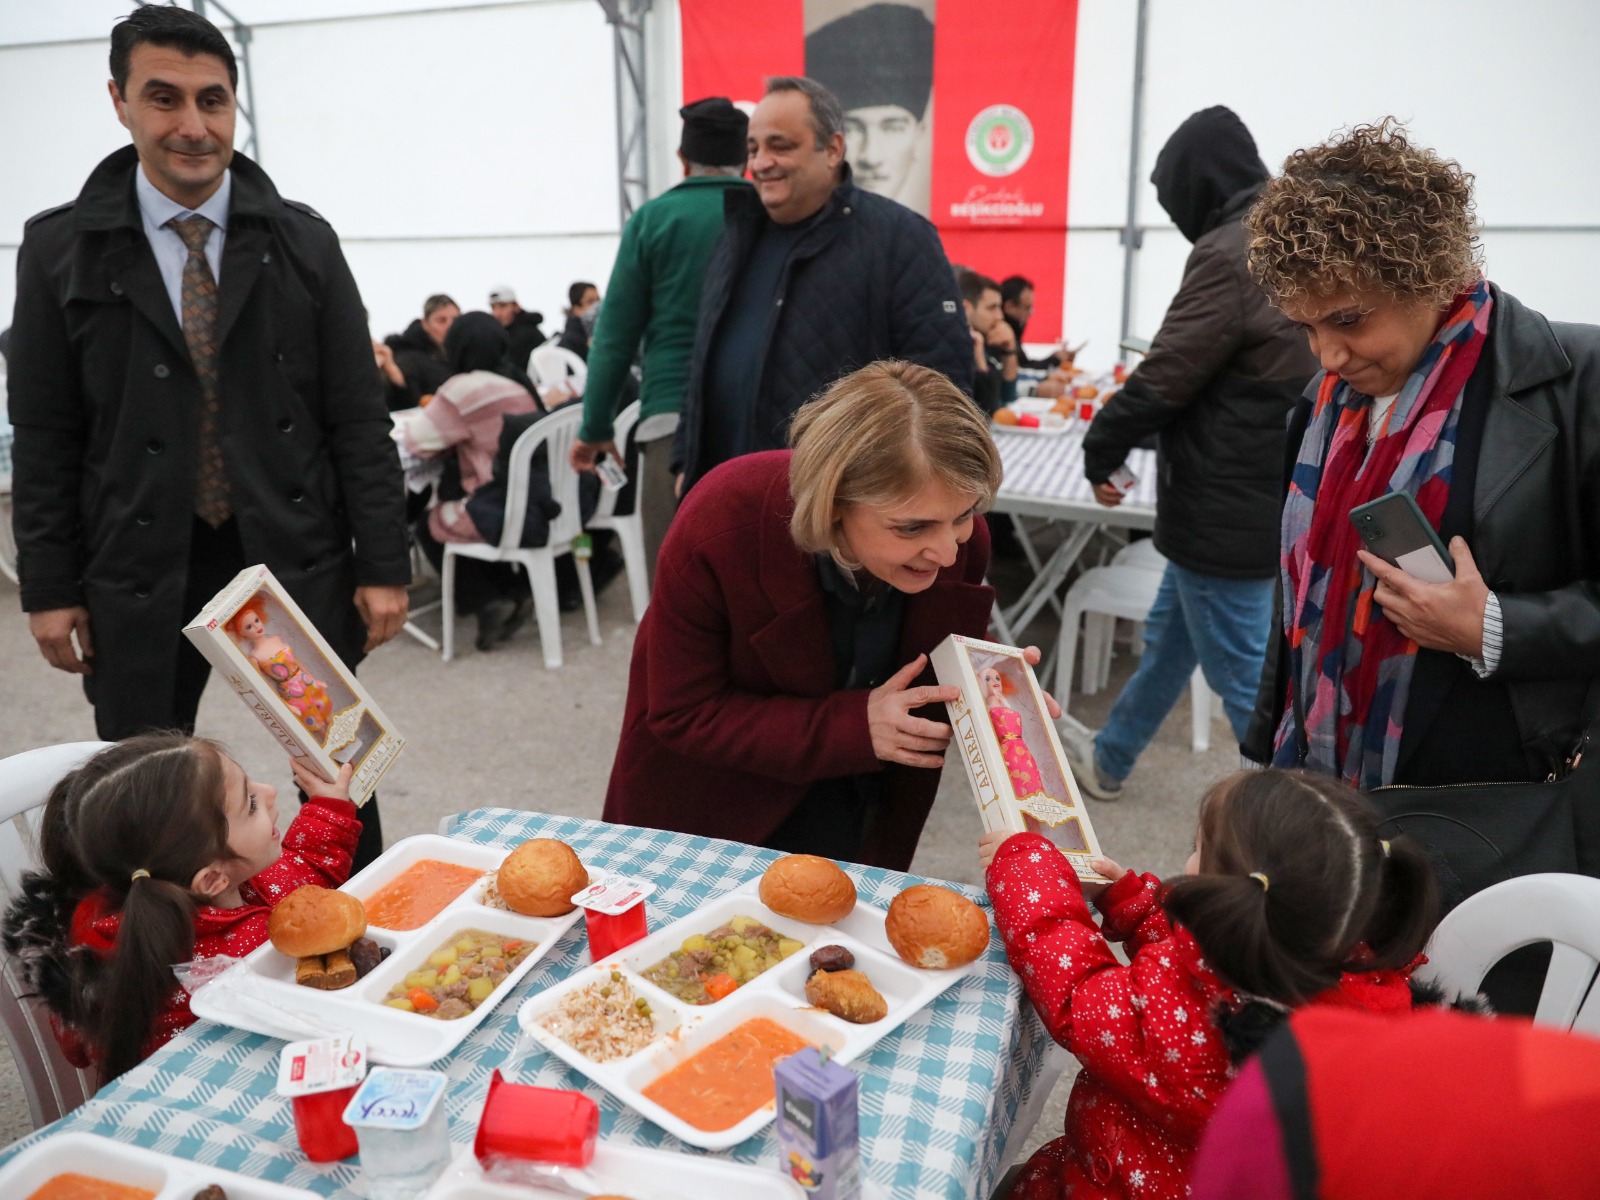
[167,213,231,527]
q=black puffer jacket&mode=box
[674,164,973,488]
[384,319,452,408]
[1083,107,1316,578]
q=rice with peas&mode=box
[538,972,660,1062]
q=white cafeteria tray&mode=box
[517,876,981,1150]
[190,834,582,1066]
[423,1143,804,1199]
[0,1130,318,1198]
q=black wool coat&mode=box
[674,165,974,489]
[8,145,410,733]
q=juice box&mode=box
[774,1049,859,1200]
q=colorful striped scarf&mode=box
[1273,280,1493,789]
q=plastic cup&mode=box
[475,1069,599,1171]
[292,1086,361,1163]
[584,903,648,960]
[1078,401,1095,422]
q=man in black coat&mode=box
[1060,106,1317,801]
[673,76,972,492]
[9,7,409,864]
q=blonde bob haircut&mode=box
[788,360,1003,571]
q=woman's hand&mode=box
[1020,645,1063,718]
[1358,538,1490,658]
[291,757,355,803]
[868,653,961,768]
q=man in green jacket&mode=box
[570,97,751,581]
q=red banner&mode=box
[678,0,1078,339]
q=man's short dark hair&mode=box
[568,281,597,308]
[110,5,238,97]
[764,76,846,148]
[1000,275,1034,304]
[959,269,1001,308]
[423,294,457,319]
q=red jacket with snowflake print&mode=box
[986,833,1419,1200]
[54,794,363,1069]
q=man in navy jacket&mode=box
[674,76,972,492]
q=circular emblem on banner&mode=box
[966,105,1034,177]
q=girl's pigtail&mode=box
[91,875,199,1082]
[1359,835,1439,971]
[1165,871,1341,1005]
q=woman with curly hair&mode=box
[1242,122,1600,932]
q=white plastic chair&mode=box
[529,343,588,406]
[584,399,669,624]
[1416,873,1600,1035]
[0,741,110,1128]
[1055,565,1214,752]
[441,405,601,668]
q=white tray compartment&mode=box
[772,937,928,1029]
[423,1144,805,1199]
[615,893,817,1004]
[519,967,689,1066]
[0,1132,319,1200]
[188,833,583,1065]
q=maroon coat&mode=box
[602,450,993,870]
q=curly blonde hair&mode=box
[1246,119,1481,309]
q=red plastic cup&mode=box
[1017,413,1041,428]
[475,1070,599,1170]
[584,902,649,960]
[1078,401,1095,421]
[292,1085,361,1162]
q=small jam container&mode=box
[474,1069,599,1175]
[571,874,654,961]
[343,1067,452,1198]
[1078,400,1096,422]
[276,1034,367,1163]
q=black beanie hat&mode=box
[679,96,749,168]
[805,3,934,120]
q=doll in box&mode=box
[979,661,1062,818]
[226,596,333,744]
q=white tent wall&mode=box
[1067,0,1600,362]
[3,0,1598,367]
[0,0,621,343]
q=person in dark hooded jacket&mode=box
[381,294,458,409]
[401,311,541,650]
[1060,107,1317,802]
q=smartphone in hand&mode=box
[1349,492,1454,584]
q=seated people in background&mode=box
[982,769,1440,1200]
[488,284,546,373]
[1001,275,1062,368]
[1062,106,1315,802]
[403,312,541,650]
[380,293,458,409]
[960,269,1019,415]
[0,734,360,1084]
[604,361,1004,871]
[558,281,601,361]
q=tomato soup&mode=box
[362,860,484,930]
[27,1175,157,1200]
[640,1017,814,1131]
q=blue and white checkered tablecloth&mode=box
[0,810,1053,1200]
[993,427,1158,515]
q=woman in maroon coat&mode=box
[603,361,1000,870]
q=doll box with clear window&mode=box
[183,564,405,804]
[931,633,1108,883]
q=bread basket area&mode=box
[188,835,583,1066]
[515,873,981,1151]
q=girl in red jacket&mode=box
[981,769,1439,1200]
[2,733,364,1083]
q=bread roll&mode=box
[269,885,368,959]
[759,855,857,924]
[498,839,587,917]
[885,884,990,970]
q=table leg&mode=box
[1002,522,1098,637]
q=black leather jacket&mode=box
[1244,287,1600,780]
